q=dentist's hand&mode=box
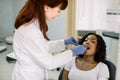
[71,45,86,56]
[64,36,79,46]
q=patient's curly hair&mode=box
[78,33,106,62]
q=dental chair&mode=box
[58,60,116,80]
[58,68,64,80]
[103,60,116,80]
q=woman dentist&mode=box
[12,0,86,80]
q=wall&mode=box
[47,11,67,40]
[0,0,14,38]
[75,0,120,32]
[106,0,120,33]
[75,0,108,31]
[13,0,26,21]
[116,35,120,80]
[107,0,120,9]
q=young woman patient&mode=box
[62,33,109,80]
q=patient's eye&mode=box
[91,39,97,43]
[84,38,97,44]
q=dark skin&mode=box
[62,57,98,80]
[62,34,109,80]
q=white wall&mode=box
[12,0,26,20]
[107,0,120,9]
[0,0,14,38]
[75,0,109,31]
[47,11,67,40]
[116,35,120,80]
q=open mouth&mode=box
[86,47,90,50]
[83,45,90,50]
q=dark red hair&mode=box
[14,0,68,40]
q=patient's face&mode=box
[83,34,97,56]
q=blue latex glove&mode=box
[64,37,79,46]
[71,45,87,56]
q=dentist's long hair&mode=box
[14,0,68,40]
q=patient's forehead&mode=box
[86,35,97,40]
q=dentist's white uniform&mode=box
[12,19,73,80]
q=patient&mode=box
[62,33,109,80]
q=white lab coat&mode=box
[12,19,73,80]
